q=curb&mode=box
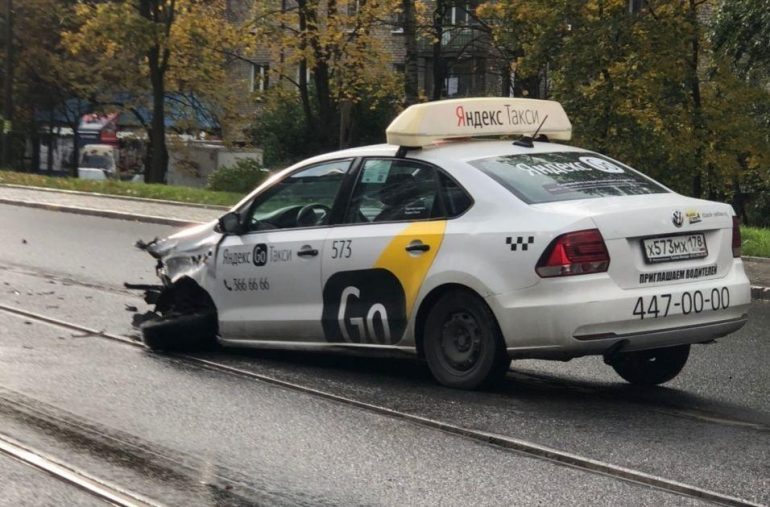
[743,255,770,264]
[751,286,770,301]
[0,183,231,211]
[0,198,202,228]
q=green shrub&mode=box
[742,227,770,257]
[249,88,399,167]
[207,158,269,194]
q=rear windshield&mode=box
[469,151,668,204]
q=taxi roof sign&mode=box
[386,97,572,147]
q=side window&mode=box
[439,172,473,217]
[246,160,350,231]
[344,159,441,223]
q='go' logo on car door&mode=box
[321,269,407,345]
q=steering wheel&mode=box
[296,203,332,227]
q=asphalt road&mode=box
[1,204,768,506]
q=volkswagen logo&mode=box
[672,210,684,228]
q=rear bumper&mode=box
[488,263,751,359]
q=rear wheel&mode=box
[423,290,509,389]
[610,344,690,385]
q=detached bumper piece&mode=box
[124,283,164,305]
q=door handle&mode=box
[297,248,319,257]
[405,242,430,253]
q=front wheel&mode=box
[141,311,218,352]
[610,344,690,386]
[423,291,509,389]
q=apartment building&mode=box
[226,0,501,102]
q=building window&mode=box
[444,2,479,26]
[443,58,485,98]
[392,9,405,33]
[250,64,269,92]
[347,0,360,16]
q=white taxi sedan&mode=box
[133,98,751,389]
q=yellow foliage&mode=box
[250,0,402,106]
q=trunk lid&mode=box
[533,194,736,289]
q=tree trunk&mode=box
[306,2,336,151]
[31,125,40,172]
[313,60,336,150]
[338,99,353,149]
[69,128,79,178]
[46,128,54,174]
[686,0,704,198]
[501,63,512,97]
[1,0,13,168]
[139,0,171,184]
[146,46,168,183]
[431,0,446,100]
[402,0,419,106]
[296,0,314,130]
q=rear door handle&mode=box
[405,242,430,253]
[297,247,319,257]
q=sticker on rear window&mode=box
[470,151,667,204]
[578,156,625,174]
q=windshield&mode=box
[469,151,668,204]
[80,154,113,170]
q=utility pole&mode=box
[1,0,12,167]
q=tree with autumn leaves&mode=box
[475,0,770,223]
[249,0,403,159]
[61,0,247,183]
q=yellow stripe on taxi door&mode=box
[374,220,446,319]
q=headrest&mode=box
[378,173,420,206]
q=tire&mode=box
[423,290,509,389]
[610,344,690,386]
[141,311,218,352]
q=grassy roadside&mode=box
[742,227,770,258]
[0,170,242,207]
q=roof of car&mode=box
[301,139,588,167]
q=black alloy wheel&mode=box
[423,290,509,389]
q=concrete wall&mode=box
[167,141,263,188]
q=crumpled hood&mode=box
[141,220,222,282]
[147,220,220,259]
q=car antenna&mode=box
[513,114,549,148]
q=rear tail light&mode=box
[732,216,742,258]
[536,229,610,278]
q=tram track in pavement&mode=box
[0,301,764,507]
[0,431,161,507]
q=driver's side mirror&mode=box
[217,211,242,235]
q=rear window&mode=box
[469,151,668,204]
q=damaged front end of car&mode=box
[126,221,223,351]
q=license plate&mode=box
[642,233,707,264]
